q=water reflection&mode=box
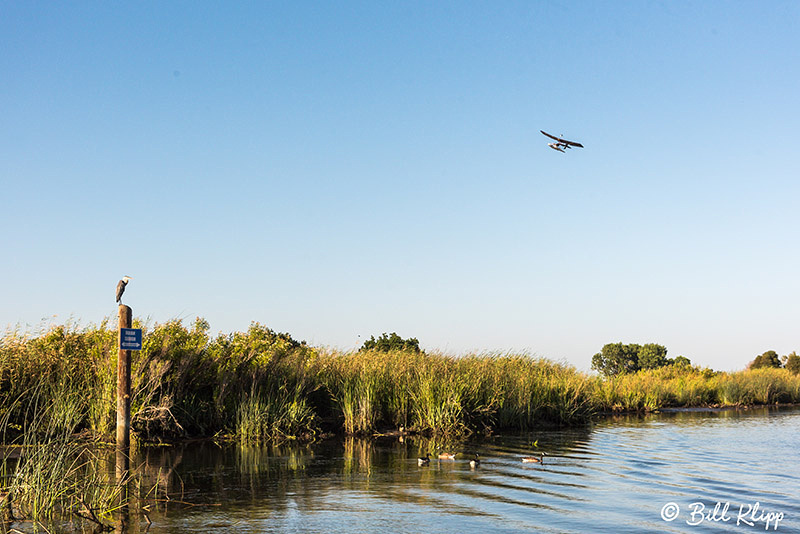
[136,408,800,533]
[6,407,798,533]
[119,409,798,532]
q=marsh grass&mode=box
[593,366,800,411]
[714,368,800,405]
[0,385,124,529]
[2,319,799,443]
[317,350,594,435]
[323,352,385,434]
[410,357,469,434]
[235,383,316,441]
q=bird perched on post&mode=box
[116,276,132,305]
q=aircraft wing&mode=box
[540,130,583,148]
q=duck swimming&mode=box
[469,454,480,468]
[418,453,431,466]
[521,452,546,464]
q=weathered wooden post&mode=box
[116,304,132,479]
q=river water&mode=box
[58,407,800,532]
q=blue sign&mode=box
[120,328,142,350]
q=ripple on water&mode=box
[124,407,800,533]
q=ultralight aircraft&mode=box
[541,130,583,152]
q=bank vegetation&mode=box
[1,318,799,443]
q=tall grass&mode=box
[318,350,594,435]
[715,368,800,405]
[410,354,469,434]
[0,384,124,529]
[592,366,800,412]
[235,383,316,441]
[2,319,799,443]
[322,350,386,434]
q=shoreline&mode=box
[3,404,799,452]
[2,320,799,445]
[654,402,800,413]
[138,403,800,446]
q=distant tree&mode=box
[638,343,669,370]
[592,342,673,376]
[670,355,692,368]
[784,352,800,374]
[749,350,782,369]
[591,343,641,376]
[360,332,421,353]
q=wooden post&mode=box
[117,305,132,477]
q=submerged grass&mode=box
[2,319,799,444]
[0,384,124,529]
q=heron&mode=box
[116,276,132,305]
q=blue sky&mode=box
[2,1,798,371]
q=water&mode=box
[41,408,800,532]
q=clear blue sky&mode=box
[2,1,798,371]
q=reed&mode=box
[314,350,593,435]
[593,367,800,411]
[409,354,468,434]
[383,352,414,428]
[84,321,118,436]
[714,368,800,405]
[235,383,316,441]
[0,384,123,529]
[321,350,386,434]
[2,319,799,443]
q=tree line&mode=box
[749,350,800,373]
[591,342,800,377]
[590,343,690,376]
[361,335,800,378]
